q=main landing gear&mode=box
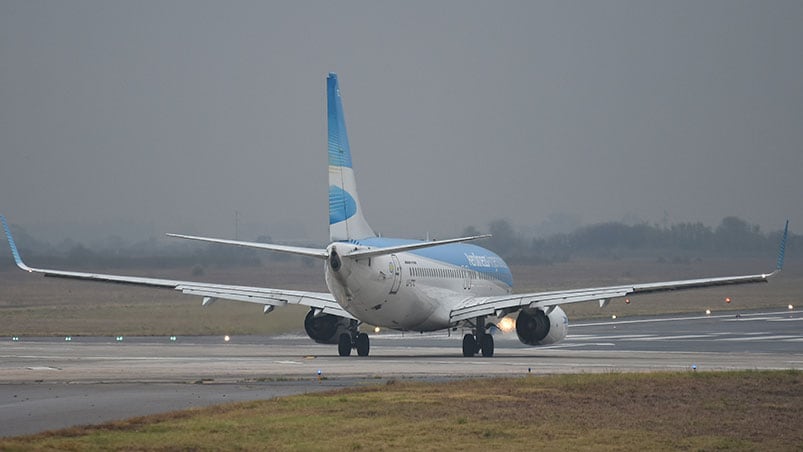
[338,330,370,357]
[462,316,494,357]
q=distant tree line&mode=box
[465,216,797,265]
[1,216,796,270]
[0,225,315,270]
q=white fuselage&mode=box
[324,242,512,331]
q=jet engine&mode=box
[303,309,356,344]
[515,306,568,346]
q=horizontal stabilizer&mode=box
[166,233,328,259]
[345,234,492,259]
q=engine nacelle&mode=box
[515,306,568,346]
[303,309,356,344]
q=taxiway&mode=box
[1,309,800,437]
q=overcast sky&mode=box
[1,1,801,244]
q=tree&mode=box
[486,219,520,257]
[715,216,762,253]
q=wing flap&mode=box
[176,283,351,317]
[451,272,773,323]
[451,287,631,322]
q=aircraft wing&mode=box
[450,272,775,323]
[1,217,353,319]
[452,220,788,323]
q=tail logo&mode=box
[329,186,358,225]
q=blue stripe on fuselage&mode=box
[349,237,513,287]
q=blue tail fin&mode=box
[327,73,376,242]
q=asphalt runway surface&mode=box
[1,309,800,437]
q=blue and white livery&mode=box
[1,73,788,357]
[327,74,375,242]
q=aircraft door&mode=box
[389,254,402,294]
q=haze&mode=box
[1,1,801,245]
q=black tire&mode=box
[480,334,494,357]
[355,333,370,357]
[462,334,476,357]
[337,333,352,357]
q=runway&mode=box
[1,309,800,437]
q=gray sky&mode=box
[1,1,801,244]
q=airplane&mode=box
[1,73,789,358]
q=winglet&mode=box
[0,215,34,272]
[776,220,789,271]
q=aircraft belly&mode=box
[326,253,510,332]
[344,282,453,331]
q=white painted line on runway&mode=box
[716,335,802,342]
[572,310,797,327]
[636,334,718,341]
[723,317,779,322]
[573,315,716,327]
[538,343,616,349]
[568,334,653,341]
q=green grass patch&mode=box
[2,371,800,450]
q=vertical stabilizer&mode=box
[327,73,376,241]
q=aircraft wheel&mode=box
[480,334,494,357]
[356,333,370,357]
[337,333,352,357]
[462,334,476,357]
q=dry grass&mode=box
[1,371,800,450]
[1,257,800,336]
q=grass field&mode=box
[1,256,800,337]
[0,371,800,450]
